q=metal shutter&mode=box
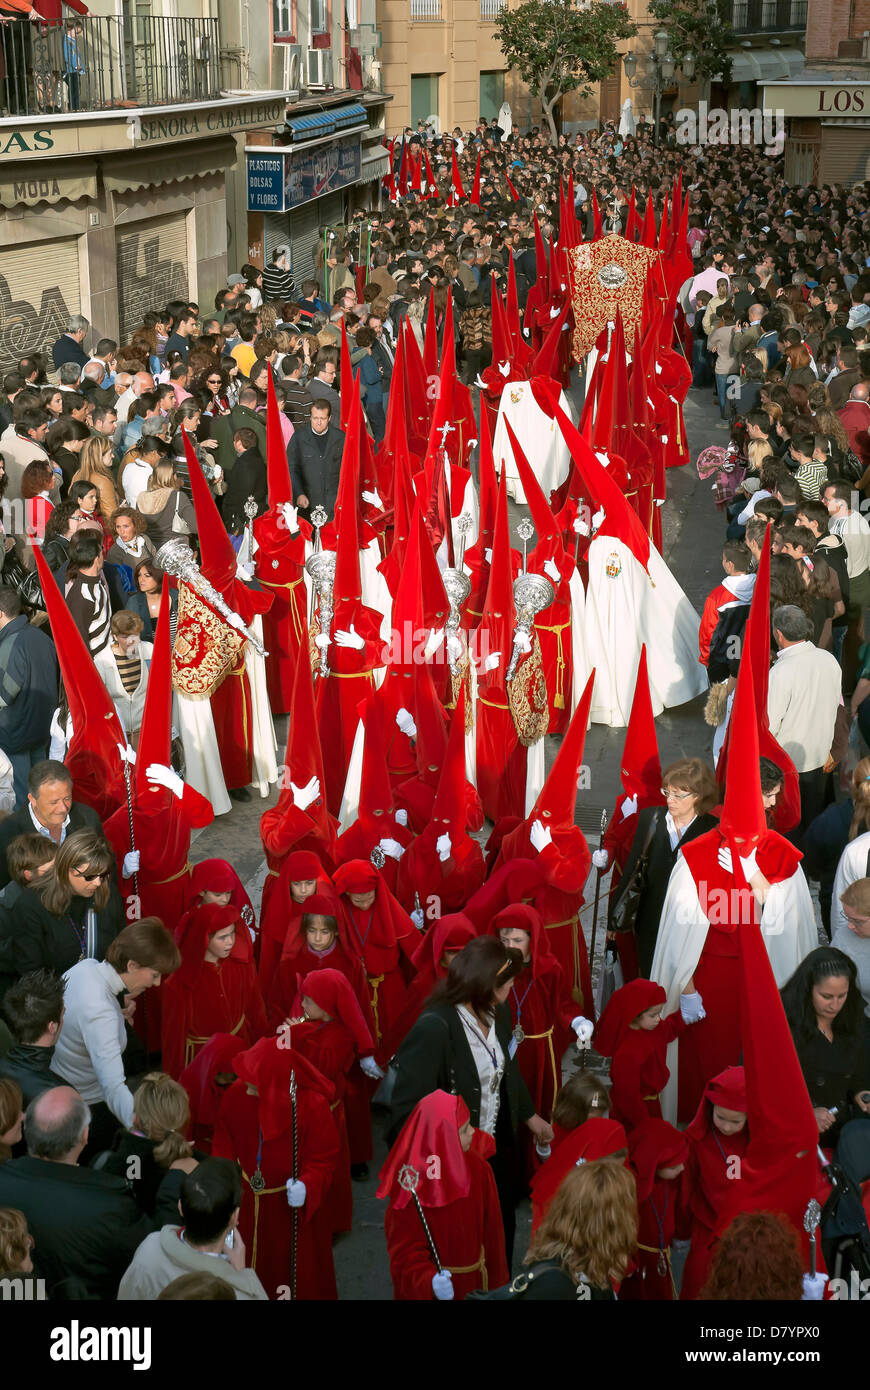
[116,212,189,343]
[819,125,870,188]
[0,238,80,375]
[784,139,818,187]
[265,189,346,288]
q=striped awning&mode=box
[287,110,336,140]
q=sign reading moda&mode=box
[246,137,362,213]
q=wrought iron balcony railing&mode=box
[731,0,808,32]
[0,15,221,118]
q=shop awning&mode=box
[359,148,390,180]
[333,102,368,130]
[719,47,804,83]
[0,160,97,208]
[100,137,237,194]
[287,110,336,140]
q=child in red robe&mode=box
[179,1032,246,1153]
[177,859,258,954]
[258,849,332,986]
[620,1119,690,1301]
[161,902,268,1080]
[487,903,574,1178]
[333,859,418,1062]
[530,1071,627,1235]
[282,968,379,1232]
[681,1065,749,1301]
[378,1090,509,1300]
[591,978,705,1132]
[212,1036,340,1300]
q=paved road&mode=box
[188,376,732,1297]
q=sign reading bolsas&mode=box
[246,138,362,213]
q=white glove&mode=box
[378,837,405,861]
[543,558,560,584]
[484,547,493,564]
[529,819,552,853]
[591,508,606,532]
[361,488,384,511]
[116,742,136,766]
[513,631,532,655]
[484,651,502,672]
[473,374,488,390]
[497,361,510,378]
[411,907,425,931]
[621,795,638,819]
[573,515,591,537]
[286,1179,307,1208]
[145,763,185,799]
[314,633,331,651]
[291,776,320,811]
[571,1016,594,1048]
[801,1272,828,1301]
[739,848,759,879]
[212,464,223,480]
[227,611,247,633]
[432,1271,454,1301]
[436,833,452,863]
[395,808,409,828]
[680,991,706,1023]
[424,628,445,658]
[280,501,299,532]
[592,849,609,870]
[334,624,365,650]
[717,846,733,874]
[550,306,561,319]
[446,631,463,662]
[235,559,255,581]
[396,707,417,738]
[359,1055,385,1080]
[123,850,140,877]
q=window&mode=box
[310,0,327,32]
[273,0,295,36]
[479,70,504,123]
[410,72,439,127]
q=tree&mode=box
[495,0,637,147]
[648,0,733,90]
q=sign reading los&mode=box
[764,84,869,118]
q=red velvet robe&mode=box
[339,894,417,1066]
[384,1150,509,1300]
[496,829,593,1016]
[619,1173,689,1301]
[258,807,337,938]
[161,957,268,1081]
[284,1018,355,1234]
[609,1013,687,1132]
[212,1079,339,1300]
[104,783,213,1049]
[269,941,375,1165]
[315,599,384,816]
[681,1124,750,1300]
[252,513,308,714]
[394,834,485,915]
[504,960,574,1128]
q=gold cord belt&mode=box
[542,917,584,1008]
[637,1242,676,1297]
[445,1244,488,1291]
[367,973,385,1043]
[184,1013,246,1068]
[535,618,570,710]
[520,1025,559,1112]
[242,1168,287,1269]
[151,858,192,886]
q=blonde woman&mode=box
[70,435,120,520]
[98,1071,201,1221]
[491,1159,637,1299]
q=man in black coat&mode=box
[0,759,102,890]
[210,386,267,479]
[0,588,58,807]
[222,428,267,535]
[0,1087,153,1299]
[287,401,346,521]
[0,969,65,1106]
[50,316,90,373]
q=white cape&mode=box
[493,381,574,506]
[175,691,231,817]
[584,535,707,726]
[651,854,820,1123]
[246,615,278,797]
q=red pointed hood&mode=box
[429,684,469,840]
[505,171,520,203]
[450,142,465,201]
[719,644,767,849]
[591,187,603,239]
[527,669,594,829]
[33,548,127,819]
[531,302,569,382]
[554,400,651,572]
[489,274,511,369]
[422,147,436,197]
[620,646,664,803]
[281,635,333,843]
[266,365,293,508]
[332,388,364,603]
[641,193,657,249]
[502,419,558,548]
[533,214,550,302]
[402,314,432,440]
[181,431,234,588]
[354,692,396,831]
[422,286,438,382]
[479,466,515,687]
[339,319,354,432]
[135,578,173,798]
[412,659,448,783]
[470,150,481,206]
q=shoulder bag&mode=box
[608,809,661,935]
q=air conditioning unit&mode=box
[283,42,302,97]
[307,48,333,89]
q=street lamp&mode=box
[622,25,693,146]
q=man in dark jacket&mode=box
[210,387,267,479]
[0,760,102,890]
[0,969,65,1105]
[287,401,346,520]
[223,428,267,535]
[0,589,59,807]
[50,316,90,373]
[0,1087,153,1299]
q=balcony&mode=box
[731,0,807,32]
[480,0,505,18]
[0,15,220,118]
[410,0,442,20]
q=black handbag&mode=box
[608,810,660,934]
[466,1260,577,1301]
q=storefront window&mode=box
[479,70,505,122]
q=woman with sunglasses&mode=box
[9,829,124,980]
[198,367,232,418]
